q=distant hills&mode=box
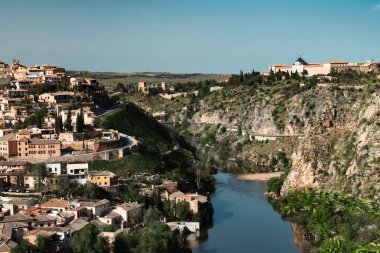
[66,71,231,89]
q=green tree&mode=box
[113,232,131,253]
[35,236,55,253]
[70,223,109,253]
[114,83,126,93]
[54,114,63,134]
[135,221,184,253]
[143,207,162,225]
[33,163,48,191]
[11,240,37,253]
[64,109,73,132]
[76,108,85,133]
[175,200,190,221]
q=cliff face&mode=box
[281,90,380,200]
[187,84,380,201]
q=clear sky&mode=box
[1,0,380,73]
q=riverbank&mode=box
[237,172,284,181]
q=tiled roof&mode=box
[1,213,33,223]
[40,198,70,209]
[0,133,16,142]
[118,202,143,211]
[80,199,110,207]
[29,138,60,145]
[0,161,31,167]
[88,171,116,177]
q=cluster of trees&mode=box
[113,220,187,253]
[11,236,56,253]
[13,107,47,131]
[273,188,380,252]
[11,214,189,253]
[330,69,377,84]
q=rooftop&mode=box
[40,198,70,209]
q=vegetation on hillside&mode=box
[270,188,380,252]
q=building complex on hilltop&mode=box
[270,56,378,76]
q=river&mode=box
[188,172,311,253]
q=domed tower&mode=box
[293,54,308,66]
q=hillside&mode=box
[119,76,380,201]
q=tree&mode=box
[76,108,85,133]
[35,236,55,253]
[54,114,63,134]
[135,221,184,253]
[64,109,73,132]
[175,200,190,221]
[11,236,54,253]
[113,232,131,253]
[143,207,162,225]
[33,163,48,191]
[114,83,126,93]
[10,240,37,253]
[70,223,109,253]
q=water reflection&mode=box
[189,172,310,253]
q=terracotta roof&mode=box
[1,213,33,223]
[272,64,290,67]
[88,171,116,177]
[69,219,89,233]
[0,133,16,142]
[29,138,60,145]
[80,199,110,207]
[0,161,31,167]
[328,60,348,64]
[0,238,16,252]
[17,129,30,135]
[117,202,144,212]
[40,198,70,209]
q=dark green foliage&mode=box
[114,82,126,93]
[267,177,285,195]
[144,207,162,226]
[13,107,47,130]
[276,188,380,252]
[99,105,175,153]
[76,107,85,133]
[73,183,112,200]
[113,221,185,253]
[175,200,191,221]
[11,240,37,253]
[64,108,73,132]
[32,163,48,191]
[11,236,55,253]
[54,114,63,134]
[89,153,161,176]
[70,223,110,253]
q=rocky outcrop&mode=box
[187,85,380,201]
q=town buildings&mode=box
[88,171,118,188]
[270,56,378,76]
[0,131,61,159]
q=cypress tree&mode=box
[64,109,73,132]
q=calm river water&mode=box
[188,172,311,253]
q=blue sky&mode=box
[1,0,379,73]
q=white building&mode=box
[67,163,88,185]
[46,163,62,175]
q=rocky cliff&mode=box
[186,83,380,201]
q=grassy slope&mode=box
[89,103,195,177]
